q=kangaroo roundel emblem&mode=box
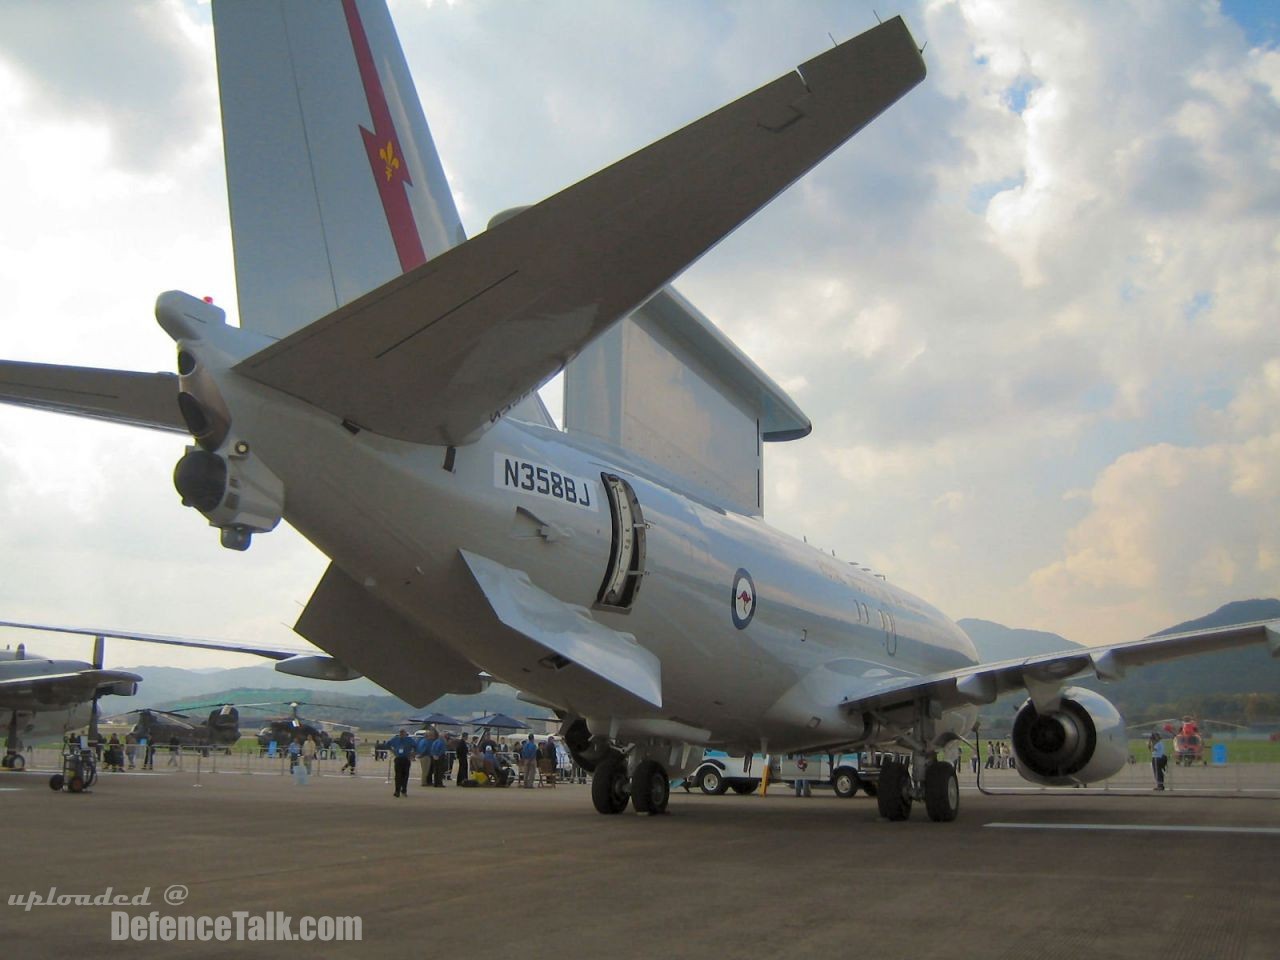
[731,568,756,629]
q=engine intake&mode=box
[1011,686,1128,786]
[173,443,284,551]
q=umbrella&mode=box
[470,713,529,730]
[407,712,463,727]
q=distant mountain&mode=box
[101,664,389,712]
[957,619,1082,661]
[1152,598,1280,636]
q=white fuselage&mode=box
[228,366,980,755]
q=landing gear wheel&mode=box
[698,768,727,796]
[730,780,759,795]
[9,753,24,772]
[631,760,670,814]
[924,761,959,822]
[876,761,912,821]
[832,767,859,799]
[49,774,64,791]
[591,755,630,815]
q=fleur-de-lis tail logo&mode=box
[379,141,401,182]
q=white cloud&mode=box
[1025,358,1280,643]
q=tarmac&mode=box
[2,756,1279,959]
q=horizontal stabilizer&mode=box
[294,563,486,706]
[460,550,662,709]
[236,17,926,444]
[0,361,184,433]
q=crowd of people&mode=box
[969,741,1016,773]
[381,728,569,797]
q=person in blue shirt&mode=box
[520,734,539,789]
[1149,732,1168,791]
[415,731,433,787]
[430,732,448,787]
[386,728,415,798]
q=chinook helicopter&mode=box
[123,704,242,751]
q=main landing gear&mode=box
[590,754,671,816]
[877,758,959,822]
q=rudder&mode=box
[213,0,465,338]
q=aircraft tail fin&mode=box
[213,0,465,339]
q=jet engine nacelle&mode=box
[1010,686,1128,786]
[273,655,362,682]
[173,443,284,551]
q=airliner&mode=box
[0,1,1275,819]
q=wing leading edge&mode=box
[236,17,926,445]
[835,619,1280,719]
[0,619,361,682]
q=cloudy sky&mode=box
[0,0,1276,673]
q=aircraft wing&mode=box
[0,619,318,661]
[235,17,926,444]
[0,667,142,700]
[0,361,185,432]
[838,619,1280,717]
[0,619,361,682]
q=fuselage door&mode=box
[596,474,646,612]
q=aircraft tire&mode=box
[591,755,630,815]
[10,753,24,771]
[698,768,727,795]
[49,774,64,791]
[877,761,912,821]
[631,760,670,815]
[730,779,759,795]
[832,767,860,799]
[924,761,959,822]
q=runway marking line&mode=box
[985,822,1280,836]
